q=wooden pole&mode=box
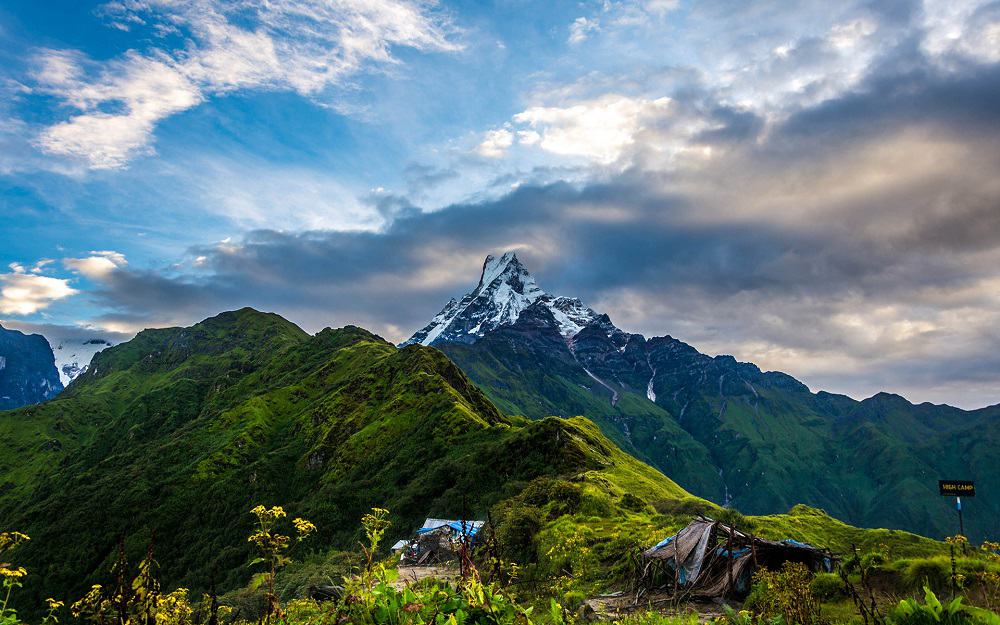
[726,527,734,595]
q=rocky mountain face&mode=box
[413,253,999,541]
[0,324,62,410]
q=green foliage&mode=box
[560,591,585,613]
[0,531,30,625]
[745,563,821,625]
[889,587,1000,625]
[902,559,953,594]
[809,573,845,601]
[716,605,784,625]
[613,610,701,625]
[714,509,756,533]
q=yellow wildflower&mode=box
[292,518,316,537]
[0,566,27,578]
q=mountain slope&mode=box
[411,253,998,541]
[0,308,705,613]
[0,324,62,410]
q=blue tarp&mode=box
[416,519,482,537]
[716,546,751,559]
[651,535,675,551]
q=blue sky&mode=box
[2,0,1000,407]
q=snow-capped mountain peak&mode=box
[401,252,599,346]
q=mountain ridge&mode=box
[411,252,998,540]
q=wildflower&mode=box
[0,566,27,578]
[292,518,316,538]
[47,598,65,610]
[0,532,29,552]
[250,505,286,522]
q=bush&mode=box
[562,590,586,612]
[519,477,582,518]
[904,559,952,594]
[620,493,647,512]
[492,500,544,563]
[809,572,844,601]
[745,562,820,625]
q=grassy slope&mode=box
[0,309,949,616]
[442,342,726,501]
[0,309,704,614]
[445,338,999,542]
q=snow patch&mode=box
[403,252,601,346]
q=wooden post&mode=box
[726,527,734,595]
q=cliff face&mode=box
[0,324,62,410]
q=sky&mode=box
[1,0,999,408]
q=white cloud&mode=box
[36,54,201,169]
[511,94,672,164]
[827,18,877,51]
[0,272,78,315]
[32,0,460,169]
[476,127,514,158]
[63,251,129,279]
[642,0,679,13]
[568,17,600,45]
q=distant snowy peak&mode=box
[52,337,116,386]
[402,252,602,347]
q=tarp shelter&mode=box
[401,518,485,565]
[636,517,834,599]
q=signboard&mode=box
[939,480,975,497]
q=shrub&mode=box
[745,562,820,625]
[492,500,545,563]
[810,572,845,601]
[903,559,952,594]
[520,477,582,518]
[562,589,586,612]
[620,493,647,512]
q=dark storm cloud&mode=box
[82,48,1000,407]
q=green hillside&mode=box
[441,317,999,542]
[0,309,946,617]
[0,309,700,613]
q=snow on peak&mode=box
[401,252,600,346]
[478,252,519,289]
